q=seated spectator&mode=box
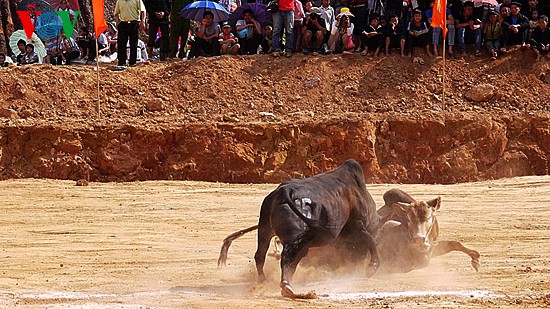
[327,8,355,53]
[501,2,530,51]
[127,39,148,62]
[15,39,27,65]
[302,7,328,55]
[425,0,456,57]
[456,1,482,56]
[219,22,240,55]
[319,0,335,51]
[405,9,432,57]
[384,14,406,56]
[45,36,63,65]
[529,14,549,61]
[59,31,81,64]
[499,4,511,23]
[76,26,93,60]
[261,24,274,53]
[106,21,118,57]
[361,14,384,56]
[483,10,503,59]
[22,44,39,65]
[0,53,8,67]
[235,8,262,55]
[188,11,220,58]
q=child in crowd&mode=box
[483,10,502,59]
[0,53,8,67]
[528,10,539,40]
[15,39,27,65]
[22,44,39,65]
[361,14,384,56]
[219,22,240,55]
[406,9,432,57]
[261,25,273,54]
[529,14,550,61]
[384,14,406,56]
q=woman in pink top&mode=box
[293,0,305,52]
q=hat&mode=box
[510,1,521,7]
[488,10,498,16]
[308,7,322,15]
[336,7,355,18]
[222,21,231,28]
[412,8,422,14]
[27,3,36,9]
[463,1,474,7]
[107,21,117,32]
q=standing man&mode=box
[169,0,193,59]
[144,0,170,61]
[114,0,146,67]
[271,0,295,57]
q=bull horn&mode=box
[396,202,411,208]
[382,220,402,228]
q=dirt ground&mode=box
[1,176,549,308]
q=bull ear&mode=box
[427,197,441,210]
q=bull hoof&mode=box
[365,262,379,278]
[471,259,480,272]
[280,282,318,299]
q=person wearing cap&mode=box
[425,0,456,58]
[144,0,170,61]
[271,0,295,57]
[219,22,240,55]
[327,7,355,53]
[235,8,262,55]
[455,1,482,56]
[405,9,432,57]
[501,1,530,51]
[483,10,503,59]
[27,3,37,26]
[302,7,328,55]
[114,0,146,67]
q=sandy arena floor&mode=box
[1,177,549,308]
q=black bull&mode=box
[218,159,383,298]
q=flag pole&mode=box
[442,31,446,110]
[95,38,101,119]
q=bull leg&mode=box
[279,234,317,299]
[254,227,274,282]
[431,240,481,271]
[363,231,381,278]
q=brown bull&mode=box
[376,188,480,273]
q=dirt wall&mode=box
[1,112,548,184]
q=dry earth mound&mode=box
[0,49,549,183]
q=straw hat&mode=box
[336,7,354,18]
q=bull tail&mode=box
[283,188,320,229]
[217,225,259,267]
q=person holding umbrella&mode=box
[235,8,263,54]
[114,0,146,67]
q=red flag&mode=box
[431,0,447,39]
[17,10,41,39]
[92,0,108,38]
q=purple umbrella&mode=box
[229,2,272,28]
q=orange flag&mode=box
[92,0,108,38]
[431,0,447,39]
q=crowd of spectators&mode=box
[1,0,549,68]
